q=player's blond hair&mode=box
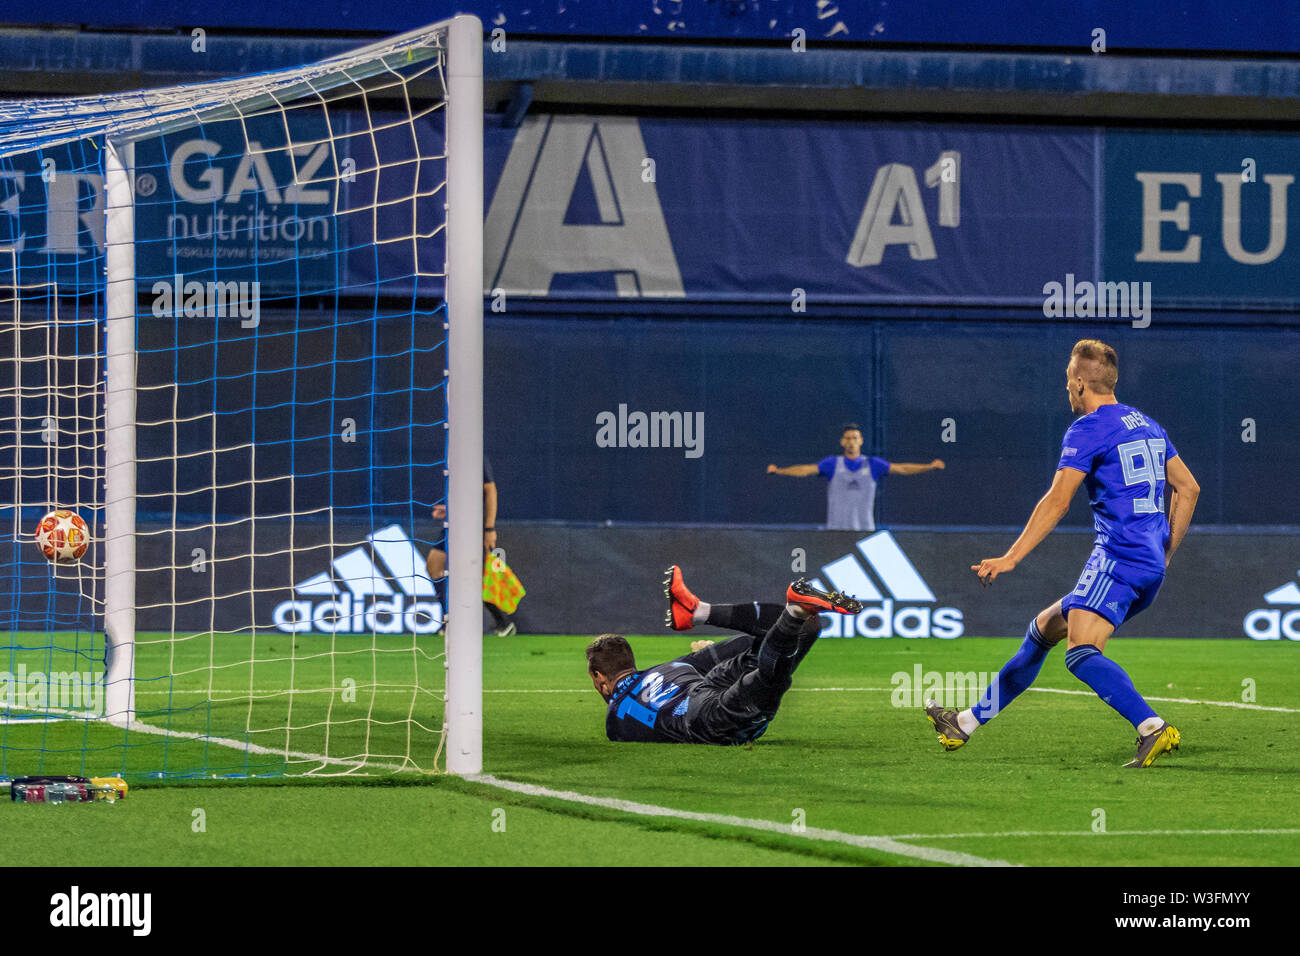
[1070,339,1118,394]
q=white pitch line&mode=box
[1026,686,1300,713]
[786,687,896,692]
[122,719,417,775]
[128,687,892,696]
[123,684,1300,713]
[888,828,1300,840]
[468,773,1017,868]
[0,703,99,724]
[129,688,445,697]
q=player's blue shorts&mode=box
[1060,546,1164,631]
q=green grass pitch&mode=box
[1,632,1296,866]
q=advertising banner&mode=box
[483,115,1095,305]
[5,114,1298,309]
[496,524,1300,642]
[1103,130,1300,305]
[5,520,1296,643]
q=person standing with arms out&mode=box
[926,339,1199,768]
[766,423,944,530]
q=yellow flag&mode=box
[483,553,525,614]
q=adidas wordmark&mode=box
[272,524,442,634]
[810,531,963,639]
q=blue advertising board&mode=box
[485,116,1095,305]
[3,114,1299,310]
[1103,129,1300,305]
[131,110,445,300]
[483,115,1300,310]
[0,108,446,302]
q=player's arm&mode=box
[766,463,820,477]
[888,459,945,476]
[972,467,1085,584]
[1163,454,1199,567]
[674,636,750,671]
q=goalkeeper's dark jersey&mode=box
[603,638,773,746]
[604,663,699,744]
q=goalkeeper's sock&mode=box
[705,602,783,637]
[970,617,1054,726]
[1064,644,1158,729]
[757,610,805,685]
[692,601,711,624]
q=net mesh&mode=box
[0,22,459,778]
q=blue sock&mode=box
[971,618,1053,724]
[1064,644,1157,729]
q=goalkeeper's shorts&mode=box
[680,654,785,746]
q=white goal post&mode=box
[6,14,484,776]
[441,16,485,776]
[103,138,138,731]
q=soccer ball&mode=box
[34,510,90,563]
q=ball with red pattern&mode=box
[34,510,90,563]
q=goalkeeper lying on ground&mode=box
[586,567,862,745]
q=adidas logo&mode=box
[807,531,963,639]
[272,524,442,635]
[1243,571,1300,641]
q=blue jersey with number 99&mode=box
[1057,403,1178,573]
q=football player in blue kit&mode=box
[925,339,1200,768]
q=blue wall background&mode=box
[482,315,1299,528]
[106,309,1295,529]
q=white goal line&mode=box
[121,719,432,776]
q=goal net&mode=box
[0,16,484,778]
